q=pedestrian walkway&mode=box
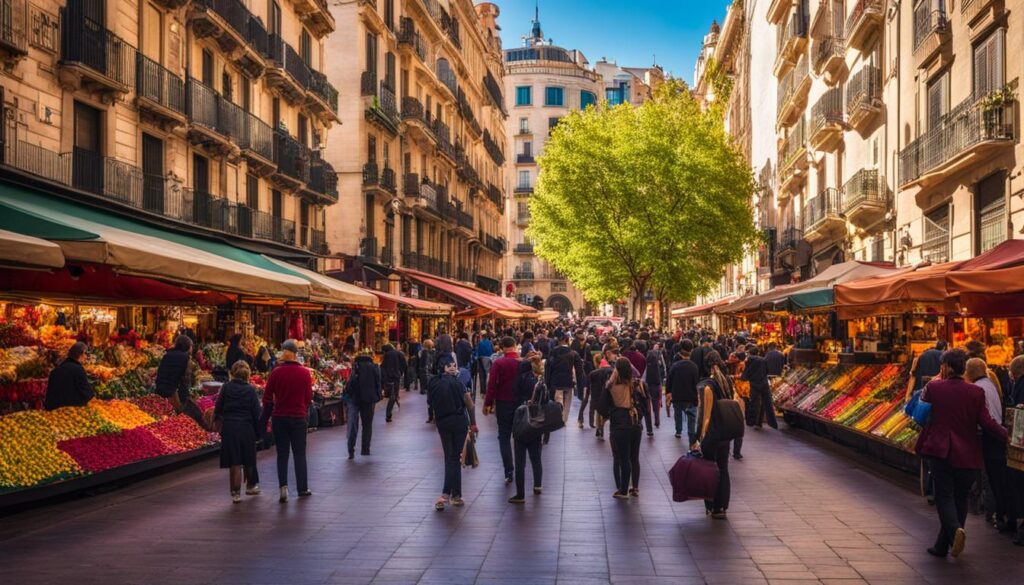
[1,390,1019,584]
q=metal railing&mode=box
[380,166,397,193]
[777,53,809,118]
[516,153,535,164]
[921,213,949,262]
[846,65,882,115]
[846,0,883,39]
[268,33,311,89]
[238,109,274,162]
[308,156,338,200]
[0,0,27,54]
[899,89,1015,184]
[246,12,269,57]
[419,181,439,211]
[779,116,807,172]
[308,70,339,114]
[779,227,804,254]
[273,129,310,184]
[137,54,185,115]
[61,12,136,89]
[3,138,71,184]
[437,59,458,95]
[514,243,534,254]
[842,168,886,213]
[776,6,808,54]
[513,269,535,280]
[913,1,947,52]
[359,237,380,262]
[186,78,243,139]
[813,36,844,74]
[362,161,380,186]
[483,130,504,165]
[252,207,296,246]
[483,71,505,112]
[360,70,377,96]
[803,188,842,232]
[398,17,429,63]
[810,86,844,136]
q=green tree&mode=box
[527,79,758,319]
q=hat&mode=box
[280,339,300,353]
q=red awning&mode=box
[1,264,234,305]
[834,261,959,319]
[397,269,535,315]
[945,240,1024,316]
[363,288,453,315]
[672,295,738,318]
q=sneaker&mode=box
[711,510,728,520]
[231,491,242,503]
[951,528,966,557]
[245,485,261,495]
[629,488,639,498]
[613,491,629,500]
[675,433,682,438]
[279,486,288,503]
[504,471,514,484]
[533,486,542,495]
[450,496,465,507]
[298,490,312,497]
[508,495,526,504]
[435,496,448,511]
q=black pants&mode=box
[733,437,743,458]
[750,383,778,428]
[347,401,375,454]
[703,440,731,512]
[1010,468,1024,534]
[514,437,543,496]
[610,426,641,493]
[929,457,976,554]
[438,424,468,497]
[495,400,517,476]
[272,417,308,491]
[577,385,592,425]
[384,381,400,420]
[982,435,1009,522]
[645,385,662,431]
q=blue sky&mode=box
[494,0,734,84]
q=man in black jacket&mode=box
[544,333,585,434]
[44,342,94,410]
[665,339,700,447]
[381,344,407,423]
[346,352,382,458]
[571,330,595,429]
[742,344,777,430]
[690,338,713,379]
[764,342,786,377]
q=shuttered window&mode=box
[973,28,1005,97]
[926,73,948,130]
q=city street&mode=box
[1,391,1018,585]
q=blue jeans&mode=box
[674,402,697,445]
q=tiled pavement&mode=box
[2,390,1021,584]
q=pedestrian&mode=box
[764,342,786,378]
[966,357,1010,531]
[455,332,473,369]
[419,339,437,397]
[697,350,739,519]
[428,355,477,511]
[225,333,253,371]
[743,344,777,431]
[644,341,667,435]
[509,354,546,503]
[622,341,647,376]
[381,343,407,423]
[154,335,204,425]
[345,350,381,458]
[434,328,454,371]
[254,345,275,374]
[483,336,521,484]
[916,349,1007,557]
[598,357,647,499]
[214,360,262,502]
[912,340,947,391]
[44,342,94,410]
[588,346,619,439]
[665,339,700,449]
[476,332,494,396]
[691,338,713,379]
[263,339,314,502]
[405,338,422,393]
[545,332,585,432]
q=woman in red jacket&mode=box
[916,349,1008,558]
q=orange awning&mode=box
[834,261,960,319]
[363,288,453,315]
[397,268,536,316]
[672,295,738,318]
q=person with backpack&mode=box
[644,341,667,435]
[428,355,477,511]
[697,350,745,519]
[508,353,546,503]
[344,350,381,459]
[597,357,649,499]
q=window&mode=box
[926,72,948,130]
[606,84,627,105]
[922,205,949,263]
[544,86,564,106]
[385,51,396,88]
[300,29,312,65]
[548,117,561,132]
[518,170,530,188]
[580,90,597,109]
[201,49,214,86]
[246,174,259,209]
[515,86,532,106]
[976,172,1006,253]
[974,29,1005,97]
[522,142,532,157]
[365,33,377,76]
[519,117,529,133]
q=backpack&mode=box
[701,377,744,442]
[428,377,464,425]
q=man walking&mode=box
[545,332,585,431]
[381,344,407,423]
[665,339,700,449]
[483,337,521,483]
[345,350,381,458]
[742,344,776,432]
[644,341,667,435]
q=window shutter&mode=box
[992,28,1005,90]
[927,75,945,130]
[974,37,990,96]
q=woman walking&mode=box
[428,355,477,511]
[697,351,740,519]
[604,357,647,499]
[508,354,546,504]
[214,361,263,502]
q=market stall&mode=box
[671,295,738,330]
[395,268,536,330]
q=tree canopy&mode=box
[527,79,759,318]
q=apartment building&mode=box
[0,0,339,262]
[323,0,507,293]
[503,8,602,315]
[895,0,1021,264]
[594,59,663,107]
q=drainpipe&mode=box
[891,0,901,265]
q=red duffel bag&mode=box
[668,453,720,502]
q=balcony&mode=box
[513,269,535,281]
[398,17,429,63]
[272,130,310,189]
[803,188,845,243]
[483,235,506,255]
[514,185,534,196]
[774,8,808,78]
[842,168,888,227]
[401,96,435,143]
[307,70,339,122]
[238,110,275,172]
[777,117,808,196]
[185,78,240,156]
[59,11,136,95]
[435,121,457,164]
[0,0,28,61]
[483,129,505,166]
[410,179,441,216]
[266,34,311,104]
[487,184,504,210]
[136,54,186,126]
[962,0,1003,28]
[361,161,396,197]
[898,88,1016,188]
[812,35,844,81]
[483,71,506,114]
[809,87,844,151]
[294,0,334,38]
[359,237,388,265]
[190,0,267,78]
[305,155,338,204]
[436,59,458,98]
[913,1,948,65]
[365,79,401,136]
[776,54,810,127]
[299,227,329,255]
[767,0,792,25]
[846,65,882,131]
[845,0,884,52]
[516,210,531,226]
[516,153,536,165]
[514,243,535,254]
[775,226,804,266]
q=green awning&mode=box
[786,288,834,310]
[0,185,312,298]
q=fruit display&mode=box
[773,362,918,452]
[59,427,174,473]
[89,399,156,430]
[0,410,80,489]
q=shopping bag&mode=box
[905,390,931,426]
[461,432,479,468]
[668,453,719,502]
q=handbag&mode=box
[513,402,547,443]
[712,398,746,441]
[668,452,720,502]
[461,432,479,468]
[905,388,932,426]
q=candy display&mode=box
[774,362,918,451]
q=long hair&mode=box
[611,357,633,386]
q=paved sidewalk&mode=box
[1,390,1020,584]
